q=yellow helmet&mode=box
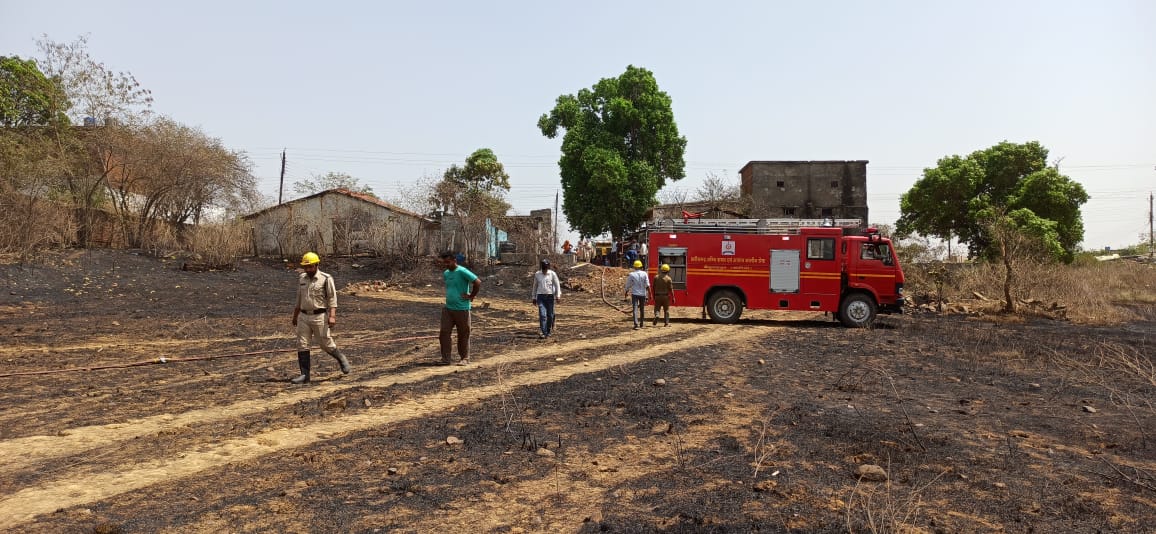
[661,264,671,272]
[633,260,643,269]
[300,252,320,266]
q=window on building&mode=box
[821,208,833,217]
[807,238,836,260]
[783,207,796,217]
[776,180,785,188]
[830,180,839,188]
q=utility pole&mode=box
[278,149,286,205]
[554,190,560,253]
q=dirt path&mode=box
[0,316,643,471]
[0,321,763,526]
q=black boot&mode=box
[331,349,352,374]
[291,351,311,384]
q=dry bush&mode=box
[140,220,181,257]
[361,217,427,268]
[844,465,948,534]
[183,221,250,268]
[0,197,77,262]
[906,261,1156,324]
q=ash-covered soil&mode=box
[1,250,1153,533]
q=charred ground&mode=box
[0,250,1154,533]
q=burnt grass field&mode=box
[1,250,1154,533]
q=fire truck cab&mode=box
[645,218,905,327]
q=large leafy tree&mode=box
[897,141,1088,261]
[0,55,69,127]
[538,65,687,239]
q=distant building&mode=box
[498,208,553,254]
[739,160,868,222]
[243,188,438,257]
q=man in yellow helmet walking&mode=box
[652,263,674,327]
[290,252,352,384]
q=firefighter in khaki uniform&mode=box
[652,263,674,327]
[290,252,352,384]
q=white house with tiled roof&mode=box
[243,188,440,258]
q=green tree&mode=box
[538,65,687,239]
[0,55,69,127]
[429,148,511,216]
[428,149,512,260]
[897,141,1088,261]
[981,207,1063,312]
[442,148,511,193]
[292,171,376,198]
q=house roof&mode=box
[738,160,870,174]
[243,188,431,221]
[645,200,748,220]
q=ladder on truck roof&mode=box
[649,218,862,235]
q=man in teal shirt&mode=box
[439,251,481,365]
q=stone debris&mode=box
[856,464,888,482]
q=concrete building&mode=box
[244,188,438,258]
[739,161,869,222]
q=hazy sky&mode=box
[3,1,1153,249]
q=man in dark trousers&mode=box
[439,251,481,365]
[531,259,562,338]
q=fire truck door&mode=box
[802,237,840,295]
[769,249,800,293]
[852,242,896,294]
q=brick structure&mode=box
[739,160,868,222]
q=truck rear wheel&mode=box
[707,290,743,324]
[839,293,876,328]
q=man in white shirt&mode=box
[531,259,562,338]
[639,241,649,268]
[623,260,651,329]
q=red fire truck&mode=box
[645,218,905,327]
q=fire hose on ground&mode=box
[600,266,631,315]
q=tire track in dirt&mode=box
[0,324,762,526]
[0,295,617,432]
[0,317,690,472]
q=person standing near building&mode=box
[439,251,481,365]
[623,260,651,329]
[624,241,638,268]
[639,240,649,269]
[652,263,674,327]
[531,259,562,338]
[290,252,352,384]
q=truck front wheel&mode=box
[707,290,743,324]
[839,293,877,328]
